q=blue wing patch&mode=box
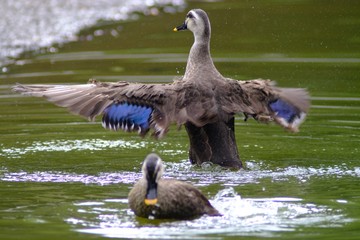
[269,99,298,123]
[102,102,153,134]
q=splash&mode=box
[1,159,359,185]
[0,138,186,159]
[0,139,146,158]
[0,171,141,185]
[68,187,350,239]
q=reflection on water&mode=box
[2,160,360,185]
[0,94,358,238]
[0,0,185,65]
[1,139,356,239]
[69,188,348,239]
[0,138,186,159]
[1,0,360,238]
[0,171,140,185]
[1,139,146,158]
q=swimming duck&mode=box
[13,9,310,168]
[128,153,221,219]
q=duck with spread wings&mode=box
[13,9,310,169]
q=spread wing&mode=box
[220,78,310,132]
[12,77,310,136]
[13,80,186,138]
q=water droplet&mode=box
[110,29,119,37]
[94,29,104,36]
[48,47,58,53]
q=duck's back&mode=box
[128,179,220,219]
[156,179,220,219]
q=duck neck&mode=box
[184,34,221,79]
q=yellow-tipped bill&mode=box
[174,22,187,31]
[144,198,158,205]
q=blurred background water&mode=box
[0,0,185,66]
[1,0,360,239]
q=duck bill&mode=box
[145,182,158,205]
[173,22,187,32]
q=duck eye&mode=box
[187,12,194,19]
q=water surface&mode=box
[1,0,360,239]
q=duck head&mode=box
[174,9,211,41]
[142,153,164,205]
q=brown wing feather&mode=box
[12,77,310,135]
[219,78,310,131]
[12,80,183,137]
[220,79,269,114]
[154,179,221,218]
[174,80,219,127]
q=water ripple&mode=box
[0,138,186,158]
[1,139,146,158]
[0,0,186,65]
[0,171,140,185]
[1,161,359,185]
[69,188,350,239]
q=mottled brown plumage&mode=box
[12,74,308,136]
[12,9,310,163]
[128,153,221,219]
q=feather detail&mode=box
[270,88,310,132]
[12,79,310,134]
[12,82,177,138]
[102,102,153,136]
[269,99,306,132]
[218,79,310,131]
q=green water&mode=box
[1,0,360,239]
